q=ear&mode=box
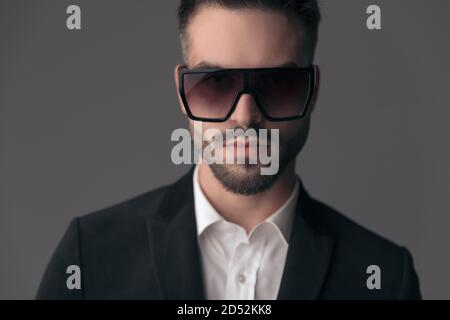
[309,64,321,114]
[174,64,187,115]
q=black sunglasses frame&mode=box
[177,65,316,122]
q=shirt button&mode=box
[238,274,246,283]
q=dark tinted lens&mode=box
[182,70,243,119]
[250,69,311,118]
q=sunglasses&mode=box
[178,64,316,122]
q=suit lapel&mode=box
[146,167,206,299]
[277,180,336,299]
[146,168,335,300]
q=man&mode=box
[37,0,421,299]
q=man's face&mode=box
[174,6,319,194]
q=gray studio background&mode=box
[0,0,449,299]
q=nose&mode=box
[229,93,263,127]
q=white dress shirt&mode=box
[192,165,299,300]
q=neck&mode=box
[198,161,297,234]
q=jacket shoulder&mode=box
[79,183,171,229]
[305,196,421,299]
[307,196,402,252]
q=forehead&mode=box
[185,6,308,68]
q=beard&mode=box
[198,120,310,195]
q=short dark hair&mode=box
[177,0,321,64]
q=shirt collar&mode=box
[193,165,225,235]
[265,177,299,243]
[192,165,299,244]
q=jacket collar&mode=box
[192,164,299,244]
[146,166,335,299]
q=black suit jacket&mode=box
[36,168,421,299]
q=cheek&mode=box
[265,119,308,140]
[189,120,228,141]
[189,119,309,142]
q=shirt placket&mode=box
[224,228,266,300]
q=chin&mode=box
[226,163,263,174]
[209,163,280,195]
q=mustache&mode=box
[202,125,276,147]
